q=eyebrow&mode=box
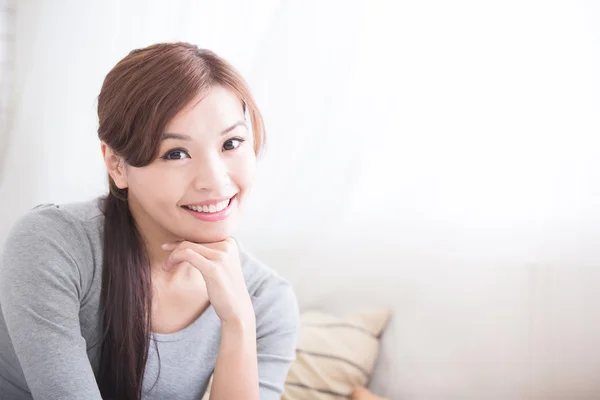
[161,121,246,141]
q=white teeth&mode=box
[185,198,231,213]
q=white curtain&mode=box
[2,0,598,259]
[1,1,599,397]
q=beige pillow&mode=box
[202,307,391,400]
[283,307,392,399]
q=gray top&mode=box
[0,198,298,400]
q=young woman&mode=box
[0,42,298,400]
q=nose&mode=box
[192,153,231,192]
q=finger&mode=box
[168,241,222,260]
[164,247,215,278]
[200,237,238,253]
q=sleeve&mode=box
[252,275,300,400]
[0,208,103,400]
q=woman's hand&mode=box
[163,238,260,399]
[161,238,255,327]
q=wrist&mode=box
[221,313,256,334]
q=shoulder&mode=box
[1,197,105,287]
[237,242,299,331]
[237,242,296,303]
[3,198,103,254]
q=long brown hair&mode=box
[96,42,265,400]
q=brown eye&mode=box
[161,149,190,160]
[223,138,245,151]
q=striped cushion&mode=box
[283,308,392,399]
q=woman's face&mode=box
[124,85,256,244]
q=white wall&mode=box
[0,0,14,171]
[1,1,599,398]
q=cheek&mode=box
[127,166,186,203]
[232,151,256,190]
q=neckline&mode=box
[151,305,217,342]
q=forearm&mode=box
[210,318,259,400]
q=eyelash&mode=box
[160,137,246,160]
[223,137,246,151]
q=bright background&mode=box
[1,1,599,398]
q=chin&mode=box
[181,224,236,244]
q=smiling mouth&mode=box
[181,195,236,214]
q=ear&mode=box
[101,142,129,189]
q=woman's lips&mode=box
[181,195,236,222]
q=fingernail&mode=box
[161,263,168,271]
[161,243,171,250]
